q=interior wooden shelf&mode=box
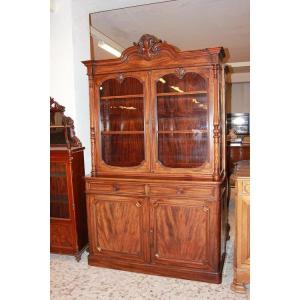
[50,199,68,204]
[50,173,67,177]
[158,112,208,118]
[50,125,72,128]
[101,131,144,135]
[100,94,144,100]
[157,130,208,134]
[156,91,207,97]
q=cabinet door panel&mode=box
[50,161,72,219]
[150,67,214,176]
[94,72,151,173]
[150,198,213,270]
[88,195,147,262]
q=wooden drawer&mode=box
[149,184,216,199]
[86,181,145,196]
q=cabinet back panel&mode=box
[101,134,145,167]
[158,133,208,168]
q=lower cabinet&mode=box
[50,148,88,261]
[86,179,227,283]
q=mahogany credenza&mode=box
[231,160,250,292]
[83,34,229,283]
[50,98,88,261]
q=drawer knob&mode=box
[176,188,184,195]
[97,246,102,252]
[155,253,159,258]
[135,201,142,207]
[112,184,120,192]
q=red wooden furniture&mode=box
[50,98,88,261]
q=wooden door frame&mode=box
[149,66,214,176]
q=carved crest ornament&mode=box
[50,97,65,113]
[134,34,162,60]
[50,97,82,148]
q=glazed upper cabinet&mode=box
[88,66,223,179]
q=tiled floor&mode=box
[51,193,249,300]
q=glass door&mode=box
[96,73,150,173]
[151,68,213,175]
[50,162,70,219]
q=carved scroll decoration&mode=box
[50,97,65,112]
[134,34,162,60]
[175,67,186,79]
[50,97,82,148]
[116,73,125,83]
[65,116,82,147]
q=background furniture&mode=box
[231,160,250,293]
[50,98,88,261]
[227,143,250,176]
[83,34,229,283]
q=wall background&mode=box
[226,82,250,113]
[50,0,76,118]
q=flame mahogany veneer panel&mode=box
[153,203,209,262]
[93,198,142,255]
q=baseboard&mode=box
[88,253,226,284]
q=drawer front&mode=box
[86,181,145,196]
[149,184,216,199]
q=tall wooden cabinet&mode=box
[83,34,229,283]
[50,98,88,261]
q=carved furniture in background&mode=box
[83,34,229,282]
[231,160,250,293]
[50,98,88,261]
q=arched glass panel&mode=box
[156,72,209,168]
[99,77,145,167]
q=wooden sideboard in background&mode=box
[50,98,88,261]
[231,160,250,293]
